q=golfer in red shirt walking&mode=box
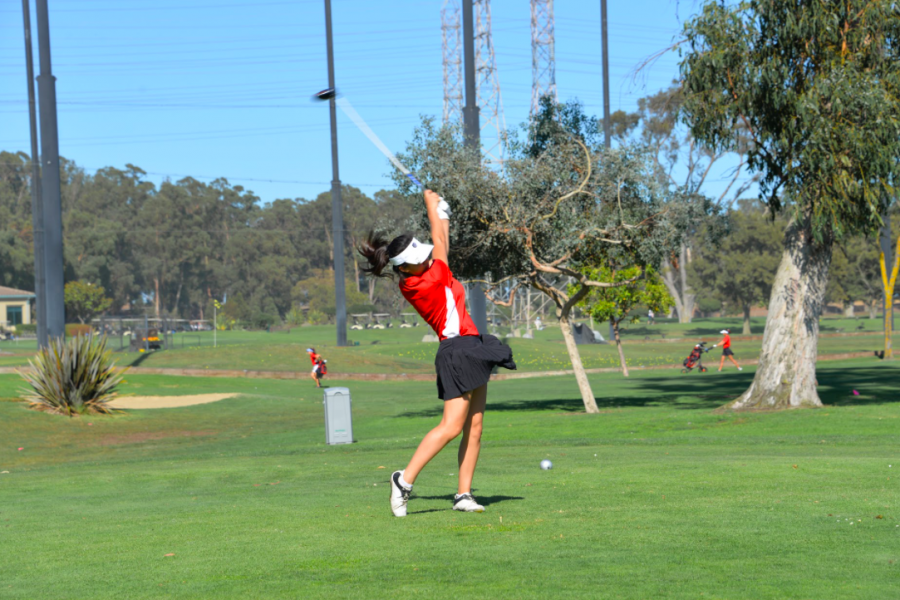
[306,348,324,388]
[359,189,516,517]
[713,329,742,372]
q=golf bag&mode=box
[681,342,709,373]
[315,359,328,378]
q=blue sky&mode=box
[0,0,737,204]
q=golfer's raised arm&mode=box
[425,189,449,264]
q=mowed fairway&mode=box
[1,360,898,599]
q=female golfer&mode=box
[306,348,323,388]
[713,329,742,371]
[359,189,516,517]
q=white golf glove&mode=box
[712,344,717,348]
[437,198,451,221]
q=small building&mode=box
[0,286,35,327]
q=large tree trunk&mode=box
[728,221,832,410]
[868,299,878,320]
[843,303,855,318]
[154,278,161,318]
[558,313,600,413]
[661,244,696,323]
[742,304,752,335]
[612,317,629,377]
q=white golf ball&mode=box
[540,459,553,470]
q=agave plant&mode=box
[20,334,126,416]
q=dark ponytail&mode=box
[358,231,414,278]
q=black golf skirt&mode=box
[435,334,517,400]
[722,347,734,357]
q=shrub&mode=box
[16,324,37,335]
[285,306,306,326]
[696,297,722,316]
[20,335,126,416]
[306,309,329,325]
[251,311,279,329]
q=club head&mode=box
[313,87,337,101]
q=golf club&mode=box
[314,87,425,189]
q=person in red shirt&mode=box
[306,348,324,387]
[713,329,742,372]
[359,189,516,517]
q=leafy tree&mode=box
[574,266,673,377]
[689,201,783,334]
[612,84,754,323]
[64,165,150,312]
[292,269,370,321]
[826,236,883,319]
[64,281,113,324]
[0,152,37,291]
[680,0,900,409]
[394,104,698,413]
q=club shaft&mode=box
[335,97,423,188]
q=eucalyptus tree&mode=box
[611,85,753,323]
[393,103,698,413]
[0,152,35,290]
[680,0,900,409]
[64,165,150,312]
[689,201,783,334]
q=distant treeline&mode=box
[0,151,413,325]
[1,150,894,327]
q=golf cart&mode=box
[399,312,418,328]
[349,313,370,331]
[371,313,392,330]
[129,325,162,351]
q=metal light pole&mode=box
[323,0,348,346]
[21,0,47,347]
[600,0,611,150]
[462,0,488,335]
[600,0,615,342]
[35,0,65,342]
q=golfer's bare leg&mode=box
[403,396,470,484]
[729,355,741,368]
[457,384,487,494]
[718,355,726,371]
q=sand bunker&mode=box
[108,393,238,409]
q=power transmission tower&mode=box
[441,0,463,124]
[473,0,506,165]
[530,0,557,113]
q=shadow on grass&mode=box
[816,365,900,406]
[414,494,525,508]
[628,365,900,408]
[396,391,731,418]
[395,363,899,417]
[122,352,153,368]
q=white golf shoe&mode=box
[452,493,485,513]
[389,470,412,517]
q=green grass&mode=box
[3,316,890,375]
[1,359,898,598]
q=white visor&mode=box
[389,238,434,267]
[719,330,729,334]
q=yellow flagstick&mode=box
[879,237,900,359]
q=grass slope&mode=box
[0,360,898,599]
